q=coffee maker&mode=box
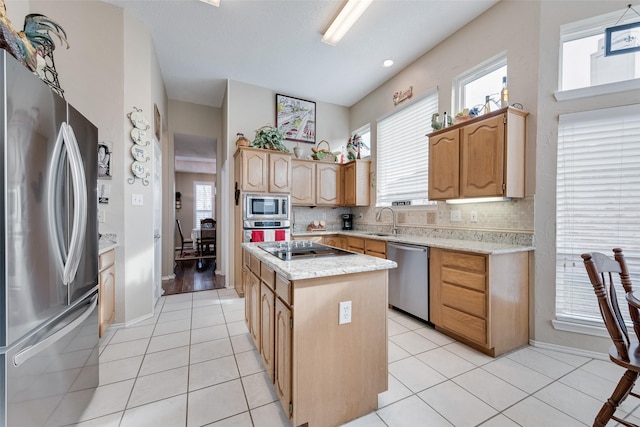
[342,214,354,230]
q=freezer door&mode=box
[66,105,98,304]
[3,291,99,427]
[2,52,68,347]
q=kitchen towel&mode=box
[275,230,286,241]
[251,230,264,242]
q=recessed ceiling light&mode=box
[383,59,394,67]
[322,0,374,46]
[199,0,220,6]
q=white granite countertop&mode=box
[99,241,118,255]
[242,242,397,281]
[292,230,534,255]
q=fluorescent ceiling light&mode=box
[199,0,220,6]
[322,0,373,46]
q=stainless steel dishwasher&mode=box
[387,242,430,322]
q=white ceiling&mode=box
[103,0,499,167]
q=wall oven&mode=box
[243,194,290,243]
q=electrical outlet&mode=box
[339,301,352,325]
[358,213,364,220]
[470,210,478,222]
[450,209,461,222]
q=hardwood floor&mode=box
[162,258,225,295]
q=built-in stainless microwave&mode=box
[244,194,290,221]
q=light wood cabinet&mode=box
[427,107,527,201]
[430,247,529,356]
[343,160,370,206]
[234,147,292,193]
[346,236,385,258]
[248,271,261,344]
[323,235,346,249]
[291,160,315,205]
[245,255,388,426]
[98,249,116,338]
[316,163,341,206]
[275,297,292,417]
[291,159,342,206]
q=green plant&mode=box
[251,125,289,152]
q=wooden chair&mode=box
[201,218,215,229]
[198,218,216,256]
[176,219,193,256]
[582,248,640,427]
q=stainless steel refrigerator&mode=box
[0,50,99,426]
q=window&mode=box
[352,124,371,159]
[556,104,640,326]
[560,7,640,93]
[453,52,507,114]
[194,181,214,227]
[376,91,438,206]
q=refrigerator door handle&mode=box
[63,124,88,286]
[47,124,68,278]
[12,294,98,367]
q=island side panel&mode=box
[292,270,388,427]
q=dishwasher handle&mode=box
[388,242,429,253]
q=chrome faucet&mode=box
[375,207,398,235]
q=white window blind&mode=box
[376,92,438,206]
[556,104,640,325]
[194,181,214,227]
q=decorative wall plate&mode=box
[130,128,149,145]
[131,161,147,178]
[131,145,148,161]
[129,110,149,129]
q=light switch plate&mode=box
[132,194,144,206]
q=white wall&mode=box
[224,80,350,286]
[15,0,168,325]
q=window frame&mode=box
[193,180,215,228]
[452,51,507,114]
[375,90,438,207]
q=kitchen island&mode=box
[242,242,396,427]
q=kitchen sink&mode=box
[367,233,391,237]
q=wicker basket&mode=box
[311,140,336,162]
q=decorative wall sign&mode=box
[605,21,640,56]
[276,94,316,143]
[393,86,413,106]
[98,141,112,179]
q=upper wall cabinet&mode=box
[235,147,292,193]
[427,107,528,201]
[291,159,356,207]
[343,160,370,206]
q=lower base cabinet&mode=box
[430,247,529,357]
[245,254,388,427]
[98,249,116,337]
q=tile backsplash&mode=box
[293,195,534,246]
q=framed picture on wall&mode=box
[98,141,112,179]
[154,103,161,141]
[276,94,316,143]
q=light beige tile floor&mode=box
[71,289,640,427]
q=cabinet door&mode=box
[249,272,261,345]
[260,284,276,381]
[323,235,345,249]
[291,160,315,205]
[428,128,459,200]
[316,163,340,206]
[243,267,250,324]
[241,150,268,192]
[460,114,505,197]
[99,264,115,338]
[269,152,292,193]
[343,162,357,205]
[275,298,292,419]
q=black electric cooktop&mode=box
[258,241,354,261]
